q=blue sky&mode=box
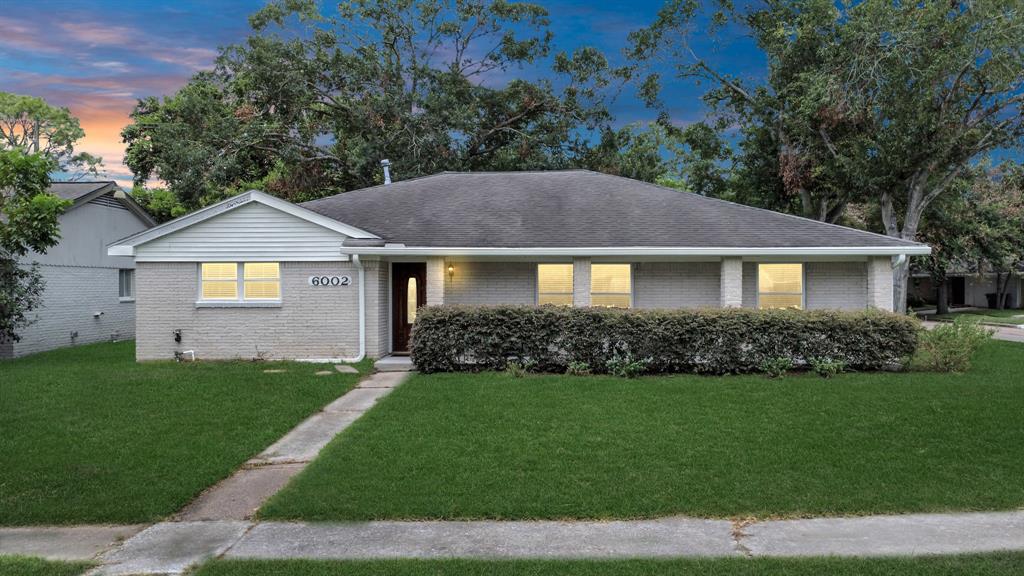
[1,0,766,186]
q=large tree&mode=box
[123,0,614,208]
[0,92,104,179]
[0,150,70,343]
[629,0,1024,310]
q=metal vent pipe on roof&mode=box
[381,159,392,185]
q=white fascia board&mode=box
[106,190,379,256]
[133,255,350,262]
[341,245,932,257]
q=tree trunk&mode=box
[936,278,949,315]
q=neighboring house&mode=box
[1,182,155,359]
[108,170,930,362]
[909,265,1022,310]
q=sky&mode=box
[0,0,765,187]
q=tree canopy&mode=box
[628,0,1024,310]
[0,92,104,179]
[123,0,618,209]
[0,149,70,342]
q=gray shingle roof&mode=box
[301,170,923,249]
[48,181,115,202]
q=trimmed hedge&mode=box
[410,305,921,375]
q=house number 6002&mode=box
[308,275,351,287]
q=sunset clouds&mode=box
[0,1,255,185]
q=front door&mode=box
[392,262,426,354]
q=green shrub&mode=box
[411,305,920,375]
[809,357,846,378]
[606,354,650,378]
[566,361,592,376]
[912,319,993,372]
[504,359,535,378]
[760,357,793,378]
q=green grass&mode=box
[0,341,370,525]
[193,554,1024,576]
[931,309,1024,326]
[262,341,1024,521]
[0,556,92,576]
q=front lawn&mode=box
[193,554,1024,576]
[0,556,92,576]
[930,308,1024,326]
[0,341,368,525]
[262,341,1024,521]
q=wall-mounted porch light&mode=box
[447,264,455,278]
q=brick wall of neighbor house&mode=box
[633,262,721,308]
[444,261,537,305]
[9,264,136,358]
[805,262,868,310]
[135,261,359,361]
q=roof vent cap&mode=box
[380,159,392,185]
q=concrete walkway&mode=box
[175,371,409,521]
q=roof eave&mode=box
[340,246,932,257]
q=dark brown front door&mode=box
[392,262,426,353]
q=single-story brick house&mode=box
[108,170,930,362]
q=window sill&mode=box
[195,300,282,308]
[119,297,135,303]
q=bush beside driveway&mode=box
[262,341,1024,521]
[0,341,367,526]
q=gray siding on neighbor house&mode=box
[135,261,360,361]
[6,201,149,358]
[444,261,538,305]
[633,262,721,308]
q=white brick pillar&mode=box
[426,257,445,306]
[720,257,743,308]
[573,257,591,307]
[866,256,894,311]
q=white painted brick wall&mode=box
[720,257,744,308]
[745,261,871,310]
[426,257,445,306]
[805,262,868,310]
[866,256,895,311]
[135,261,359,361]
[444,261,537,305]
[572,257,591,307]
[9,264,135,358]
[634,262,721,308]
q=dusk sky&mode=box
[1,0,764,187]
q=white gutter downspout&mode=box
[342,254,366,363]
[893,253,907,269]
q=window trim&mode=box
[536,263,574,306]
[756,263,806,310]
[590,263,633,308]
[118,268,135,302]
[196,262,282,307]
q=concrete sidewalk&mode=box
[6,510,1019,574]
